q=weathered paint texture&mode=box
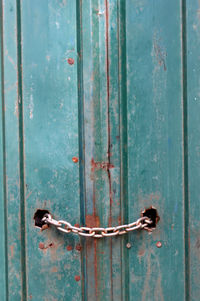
[0,0,198,300]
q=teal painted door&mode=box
[0,0,199,300]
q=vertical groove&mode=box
[76,1,87,300]
[0,0,9,299]
[16,0,27,300]
[118,1,129,300]
[181,0,190,300]
[105,1,113,300]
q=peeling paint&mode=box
[153,34,167,71]
[29,94,34,119]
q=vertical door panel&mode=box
[81,1,122,299]
[187,0,200,299]
[1,0,25,299]
[0,0,197,300]
[126,0,185,300]
[22,1,82,300]
[0,1,7,299]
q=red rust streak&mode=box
[10,245,14,259]
[39,242,45,250]
[91,158,114,173]
[91,157,99,298]
[94,239,98,298]
[85,214,100,227]
[105,1,113,299]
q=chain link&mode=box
[42,214,152,238]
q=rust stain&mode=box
[51,266,58,273]
[10,245,14,259]
[138,249,145,256]
[91,158,114,173]
[105,1,114,299]
[153,38,167,71]
[149,193,160,201]
[66,245,73,251]
[5,49,17,70]
[41,224,49,231]
[67,58,74,65]
[25,190,33,200]
[142,251,152,301]
[72,156,79,163]
[74,223,80,228]
[85,214,100,228]
[38,242,54,250]
[39,242,45,250]
[74,275,81,282]
[49,241,62,261]
[75,244,82,251]
[94,239,98,297]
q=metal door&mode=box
[0,0,199,300]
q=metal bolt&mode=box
[66,245,73,251]
[126,243,131,249]
[67,58,74,65]
[72,157,79,163]
[156,241,162,248]
[75,275,81,282]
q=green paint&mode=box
[0,0,7,299]
[22,0,82,300]
[187,0,200,299]
[0,0,198,300]
[126,0,185,300]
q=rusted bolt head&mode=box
[66,245,73,251]
[67,58,74,65]
[72,157,79,163]
[156,241,162,248]
[126,243,131,249]
[75,275,81,282]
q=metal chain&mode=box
[42,214,152,238]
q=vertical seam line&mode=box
[76,0,87,300]
[0,0,9,299]
[181,0,190,300]
[16,0,27,299]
